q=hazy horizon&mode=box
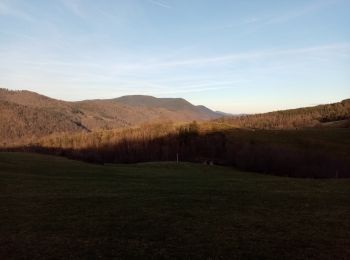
[1,0,349,113]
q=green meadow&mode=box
[1,152,349,259]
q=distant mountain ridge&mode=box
[0,88,221,145]
[1,88,349,146]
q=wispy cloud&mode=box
[148,0,172,9]
[242,17,259,25]
[2,42,348,70]
[264,0,341,25]
[0,29,36,41]
[61,0,86,18]
[0,1,33,21]
[2,41,348,101]
[206,0,341,32]
[0,0,348,112]
[105,43,350,72]
[2,43,347,78]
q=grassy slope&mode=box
[0,152,349,259]
[225,128,350,155]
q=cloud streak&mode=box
[61,0,86,18]
[148,0,172,9]
[1,43,348,78]
[264,0,341,25]
[106,43,350,72]
[0,1,33,21]
[206,0,341,33]
[1,42,348,99]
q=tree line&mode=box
[5,121,350,178]
[216,99,350,129]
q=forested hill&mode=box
[0,88,221,145]
[216,99,350,129]
[2,92,350,178]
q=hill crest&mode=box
[0,88,221,144]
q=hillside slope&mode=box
[0,88,221,144]
[114,95,218,119]
[216,99,350,129]
[0,100,87,145]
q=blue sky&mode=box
[0,0,349,113]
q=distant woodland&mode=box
[6,120,350,178]
[216,99,350,129]
[1,88,350,178]
[0,88,220,145]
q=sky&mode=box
[0,0,349,113]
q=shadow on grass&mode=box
[3,127,350,178]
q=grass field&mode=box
[1,152,350,259]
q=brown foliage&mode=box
[6,121,350,178]
[2,88,349,178]
[216,99,350,129]
[0,88,220,144]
